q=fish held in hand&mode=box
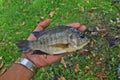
[17,26,89,55]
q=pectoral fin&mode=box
[49,43,69,49]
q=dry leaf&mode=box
[96,62,102,65]
[91,7,97,10]
[60,57,67,68]
[55,8,60,11]
[60,3,65,6]
[0,56,2,60]
[85,65,90,70]
[75,64,79,73]
[0,61,4,68]
[51,0,54,4]
[100,57,104,61]
[117,54,120,58]
[46,72,50,79]
[40,16,44,20]
[92,53,96,57]
[96,72,108,80]
[78,50,91,55]
[49,11,56,17]
[58,76,66,80]
[80,7,84,12]
[21,22,26,26]
[41,67,46,72]
[0,42,5,45]
[0,68,6,76]
[89,70,94,75]
[16,32,22,34]
[85,0,89,3]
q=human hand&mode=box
[22,19,86,69]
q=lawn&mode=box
[0,0,120,80]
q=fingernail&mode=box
[79,25,87,32]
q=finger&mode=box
[45,55,63,65]
[24,51,33,55]
[22,51,33,58]
[34,19,51,32]
[67,23,80,29]
[67,23,87,32]
[78,25,87,32]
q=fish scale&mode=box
[17,26,89,54]
[33,30,68,53]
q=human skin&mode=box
[0,19,86,80]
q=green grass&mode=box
[0,0,120,80]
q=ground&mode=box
[0,0,120,80]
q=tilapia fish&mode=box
[17,26,89,54]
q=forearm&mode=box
[0,64,34,80]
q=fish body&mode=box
[112,0,120,5]
[17,26,89,54]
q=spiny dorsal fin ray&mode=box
[32,31,44,39]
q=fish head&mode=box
[69,29,89,49]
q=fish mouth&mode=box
[77,41,89,49]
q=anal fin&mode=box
[33,50,49,55]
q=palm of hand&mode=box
[22,20,86,68]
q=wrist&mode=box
[21,51,42,68]
[15,57,38,73]
[0,64,34,80]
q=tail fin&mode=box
[16,40,31,53]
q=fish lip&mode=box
[77,40,89,49]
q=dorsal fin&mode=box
[32,31,44,39]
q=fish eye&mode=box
[80,33,85,38]
[78,31,85,38]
